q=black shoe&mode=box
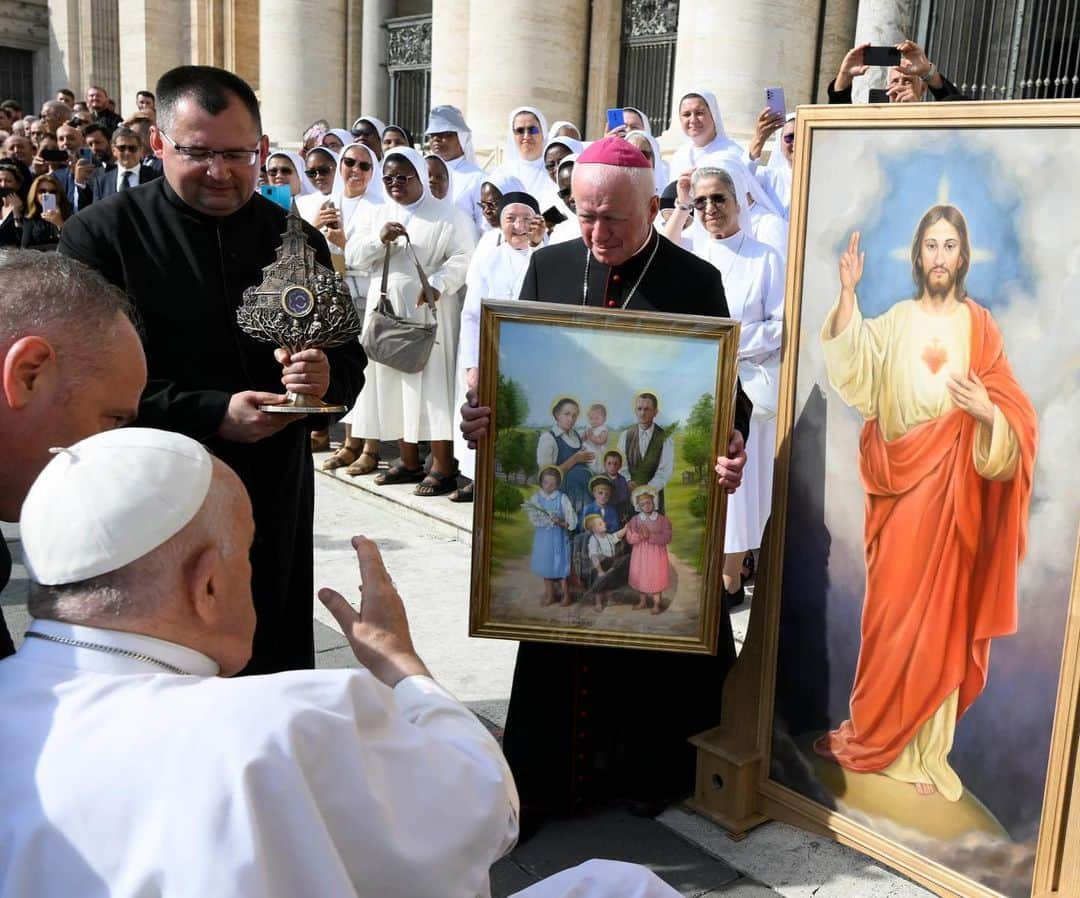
[626,798,669,818]
[725,585,745,609]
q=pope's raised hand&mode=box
[318,536,431,688]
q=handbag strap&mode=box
[379,243,393,312]
[378,232,437,322]
[403,234,436,310]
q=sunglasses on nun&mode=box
[305,164,335,178]
[341,158,373,171]
[266,166,294,177]
[382,173,417,186]
[692,194,732,211]
[783,133,795,145]
[513,125,541,136]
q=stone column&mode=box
[80,0,122,103]
[359,0,391,121]
[259,0,347,143]
[117,0,186,115]
[584,0,621,141]
[225,0,260,91]
[465,0,588,159]
[430,0,469,112]
[344,0,364,122]
[852,0,917,101]
[664,0,822,148]
[48,0,83,101]
[816,0,860,102]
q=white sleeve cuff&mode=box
[392,674,461,719]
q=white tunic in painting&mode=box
[346,194,473,442]
[696,230,785,553]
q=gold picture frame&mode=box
[469,299,740,655]
[691,100,1080,898]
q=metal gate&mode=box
[386,15,432,144]
[617,0,680,131]
[0,46,34,108]
[915,0,1080,99]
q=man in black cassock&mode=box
[463,137,752,831]
[58,66,366,674]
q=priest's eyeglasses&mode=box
[158,130,259,166]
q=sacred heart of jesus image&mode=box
[236,210,362,414]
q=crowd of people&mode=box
[0,37,963,897]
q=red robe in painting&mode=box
[823,301,1037,771]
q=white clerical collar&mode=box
[22,619,220,677]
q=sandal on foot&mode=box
[345,451,381,477]
[448,483,474,503]
[414,468,459,497]
[375,463,425,486]
[322,445,359,471]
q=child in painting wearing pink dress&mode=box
[581,403,609,474]
[625,486,673,614]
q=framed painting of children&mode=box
[469,299,741,655]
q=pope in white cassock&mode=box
[0,427,682,898]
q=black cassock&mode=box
[58,179,366,674]
[504,231,752,817]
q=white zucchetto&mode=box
[21,428,214,585]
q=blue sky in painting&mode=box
[498,321,721,429]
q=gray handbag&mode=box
[360,234,438,374]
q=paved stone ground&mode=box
[0,459,931,898]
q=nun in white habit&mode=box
[748,112,796,220]
[295,146,339,226]
[425,104,485,231]
[668,88,744,176]
[318,142,387,474]
[346,147,473,496]
[453,191,541,494]
[698,149,788,263]
[265,149,316,201]
[319,128,355,154]
[492,105,552,201]
[541,134,584,215]
[624,130,669,196]
[688,162,783,605]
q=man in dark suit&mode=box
[91,127,160,202]
[462,137,752,833]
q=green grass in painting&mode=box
[663,432,708,573]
